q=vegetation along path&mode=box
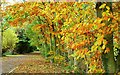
[2,51,62,73]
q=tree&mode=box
[96,2,119,73]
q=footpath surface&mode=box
[2,51,62,73]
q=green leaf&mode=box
[93,25,98,29]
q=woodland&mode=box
[1,1,120,73]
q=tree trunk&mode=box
[50,33,52,51]
[96,2,116,73]
[116,48,120,72]
[41,29,48,58]
[44,40,48,58]
[57,35,61,55]
[68,49,74,66]
[0,31,2,56]
[54,35,56,55]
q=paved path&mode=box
[1,51,62,73]
[2,55,32,73]
[2,51,41,73]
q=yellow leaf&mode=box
[77,55,80,60]
[108,18,110,21]
[71,44,75,49]
[103,40,107,45]
[81,54,85,58]
[56,44,59,46]
[91,45,98,52]
[102,12,106,17]
[97,40,102,46]
[99,4,106,9]
[106,6,110,10]
[102,45,105,50]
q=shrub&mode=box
[2,28,19,54]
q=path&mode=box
[2,51,62,73]
[2,55,30,73]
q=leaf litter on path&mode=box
[12,55,63,73]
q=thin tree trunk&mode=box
[57,35,61,55]
[0,31,2,57]
[51,24,57,55]
[68,49,74,66]
[50,33,52,51]
[74,54,77,67]
[41,29,48,58]
[44,40,48,58]
[54,35,56,54]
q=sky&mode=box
[1,0,24,10]
[5,0,24,4]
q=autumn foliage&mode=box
[1,2,119,73]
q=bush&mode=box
[2,28,19,54]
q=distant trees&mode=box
[15,28,36,54]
